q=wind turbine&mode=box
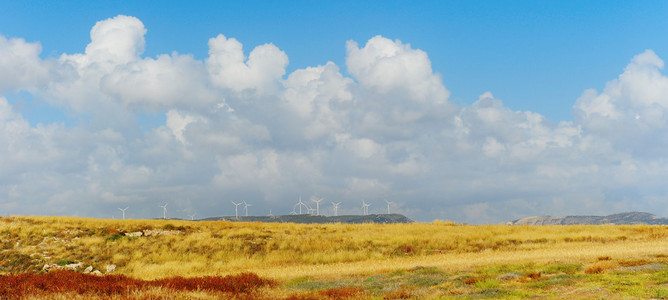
[362,201,370,216]
[188,213,197,221]
[331,202,341,216]
[296,196,310,215]
[118,207,129,220]
[159,203,168,219]
[311,197,323,215]
[384,199,393,214]
[231,201,242,219]
[243,201,252,217]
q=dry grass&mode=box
[1,216,668,298]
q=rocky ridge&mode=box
[508,212,668,225]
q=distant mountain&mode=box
[508,212,668,225]
[199,214,414,224]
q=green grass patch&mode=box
[475,279,500,289]
[650,270,668,284]
[405,274,446,287]
[56,259,74,266]
[105,233,123,242]
[543,263,582,274]
[483,263,535,276]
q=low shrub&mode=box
[319,287,364,299]
[584,261,616,274]
[0,270,274,299]
[56,260,73,266]
[462,277,481,285]
[383,288,413,299]
[105,233,123,242]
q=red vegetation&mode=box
[319,287,364,299]
[383,288,414,299]
[525,271,542,280]
[0,270,273,299]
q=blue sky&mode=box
[2,1,668,222]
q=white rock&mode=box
[106,264,116,273]
[64,262,83,270]
[83,266,94,273]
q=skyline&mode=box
[2,2,668,223]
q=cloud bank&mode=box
[1,15,667,223]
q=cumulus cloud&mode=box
[574,50,668,156]
[100,53,216,110]
[282,62,355,140]
[0,35,50,91]
[2,15,668,223]
[207,34,288,94]
[345,36,456,141]
[81,15,146,67]
[346,35,450,104]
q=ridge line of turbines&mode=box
[289,196,393,218]
[115,197,395,220]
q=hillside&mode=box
[200,213,414,224]
[509,212,668,225]
[2,216,668,299]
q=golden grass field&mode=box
[1,216,667,299]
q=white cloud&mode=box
[206,34,288,94]
[4,15,668,223]
[345,36,456,141]
[574,50,668,156]
[346,35,450,104]
[0,35,50,91]
[165,109,204,144]
[282,62,354,140]
[81,15,146,67]
[100,53,216,110]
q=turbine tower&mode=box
[384,199,393,214]
[243,201,252,217]
[296,196,310,215]
[231,201,242,219]
[331,202,341,216]
[159,203,168,219]
[188,213,196,221]
[311,197,323,215]
[118,207,129,220]
[361,201,370,216]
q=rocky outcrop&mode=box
[43,262,116,275]
[42,262,83,272]
[508,212,668,225]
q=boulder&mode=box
[106,264,116,273]
[125,231,143,237]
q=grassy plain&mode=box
[1,216,667,299]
